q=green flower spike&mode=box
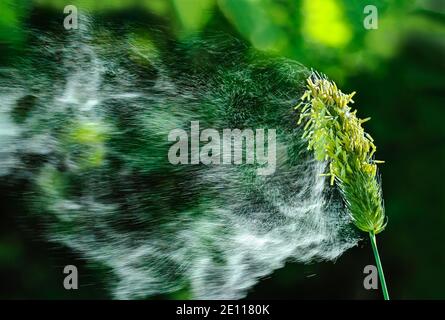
[296,72,389,300]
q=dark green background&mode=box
[0,0,444,299]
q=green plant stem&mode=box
[369,232,390,300]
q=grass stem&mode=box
[369,232,389,300]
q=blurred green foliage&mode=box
[1,0,444,299]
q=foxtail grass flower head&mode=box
[296,73,387,234]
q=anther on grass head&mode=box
[296,72,390,299]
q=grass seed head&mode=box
[296,72,386,234]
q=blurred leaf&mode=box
[218,0,288,52]
[143,0,170,16]
[172,0,215,34]
[302,0,352,48]
[33,0,137,11]
[0,0,27,48]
